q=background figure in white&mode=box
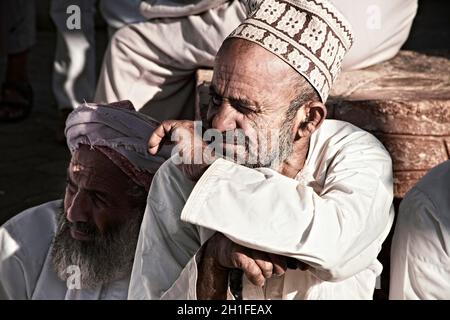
[95,0,248,121]
[50,0,146,137]
[94,0,417,121]
[331,0,418,70]
[390,160,450,300]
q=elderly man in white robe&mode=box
[129,0,394,300]
[0,101,169,299]
[390,160,450,300]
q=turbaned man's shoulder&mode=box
[0,200,62,299]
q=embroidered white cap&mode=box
[228,0,354,102]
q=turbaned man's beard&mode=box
[51,203,143,289]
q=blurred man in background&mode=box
[50,0,147,140]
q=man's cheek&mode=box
[242,122,260,147]
[93,211,119,235]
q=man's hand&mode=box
[202,233,289,287]
[148,120,214,181]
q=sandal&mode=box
[0,81,33,122]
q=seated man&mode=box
[390,160,450,300]
[129,0,394,299]
[0,101,170,299]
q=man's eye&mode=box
[93,193,107,205]
[93,197,104,207]
[235,104,254,115]
[210,94,222,106]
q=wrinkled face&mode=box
[64,145,143,238]
[52,145,146,288]
[206,39,300,168]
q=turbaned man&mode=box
[0,101,170,299]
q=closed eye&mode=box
[232,102,256,115]
[91,192,108,207]
[210,93,222,107]
[209,85,258,114]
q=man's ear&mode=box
[293,101,327,140]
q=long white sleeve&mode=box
[128,159,215,299]
[181,128,394,281]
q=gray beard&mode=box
[51,203,143,289]
[242,118,294,170]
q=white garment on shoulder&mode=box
[139,0,229,19]
[129,119,394,299]
[0,200,129,300]
[389,161,450,300]
[330,0,418,70]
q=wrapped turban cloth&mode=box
[65,100,172,191]
[231,0,354,102]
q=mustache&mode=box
[57,203,99,237]
[70,221,98,236]
[216,130,250,149]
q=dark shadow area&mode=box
[402,0,450,51]
[0,2,109,225]
[373,197,401,300]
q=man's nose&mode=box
[66,191,90,223]
[211,104,237,132]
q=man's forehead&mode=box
[69,146,129,183]
[70,146,113,168]
[213,42,298,106]
[214,63,263,86]
[217,40,297,81]
[218,41,288,72]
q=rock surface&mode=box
[329,51,450,197]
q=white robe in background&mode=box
[95,0,417,121]
[389,160,450,300]
[129,119,395,300]
[0,200,129,300]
